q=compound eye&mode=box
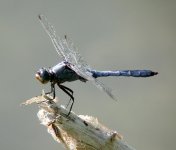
[37,71,41,76]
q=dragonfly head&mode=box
[35,68,51,84]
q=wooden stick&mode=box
[22,92,136,150]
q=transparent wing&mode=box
[93,79,116,100]
[38,14,67,61]
[63,37,116,100]
[38,14,116,100]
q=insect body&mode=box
[36,15,158,115]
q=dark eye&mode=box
[37,71,41,75]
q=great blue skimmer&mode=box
[36,14,158,115]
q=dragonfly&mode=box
[36,14,158,115]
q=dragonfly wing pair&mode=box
[38,14,116,100]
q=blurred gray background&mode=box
[0,0,175,150]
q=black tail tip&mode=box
[152,71,158,76]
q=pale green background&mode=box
[0,0,175,150]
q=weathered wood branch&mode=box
[22,92,136,150]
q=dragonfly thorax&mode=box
[35,67,52,84]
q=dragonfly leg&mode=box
[46,83,55,99]
[57,84,74,116]
[63,87,73,109]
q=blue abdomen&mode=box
[90,70,158,78]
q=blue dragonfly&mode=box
[36,14,158,115]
